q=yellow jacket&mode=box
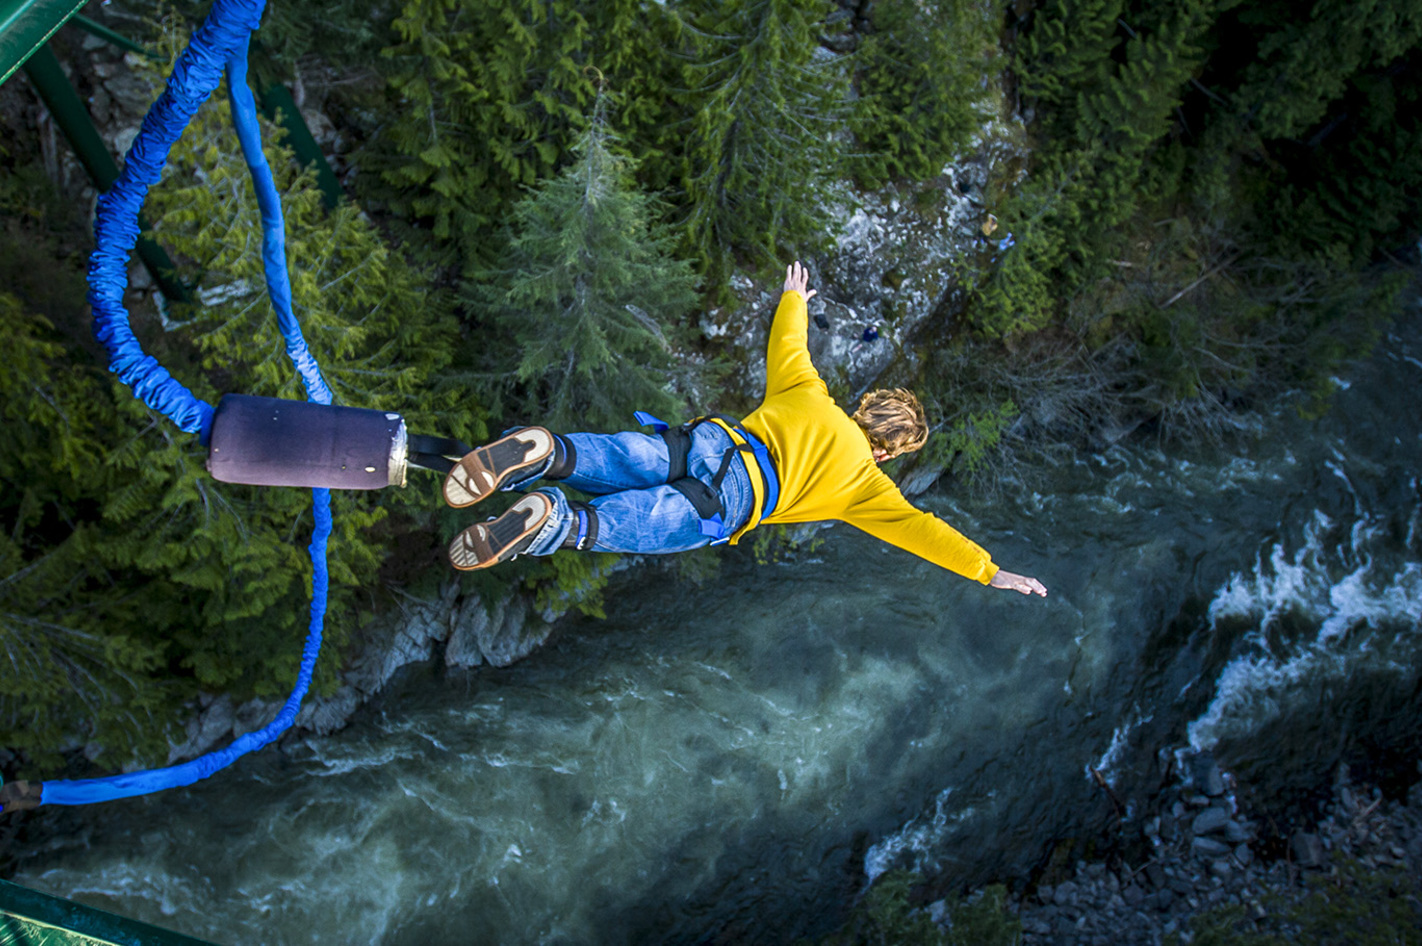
[736,291,999,584]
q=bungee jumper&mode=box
[0,19,1034,817]
[441,262,1049,598]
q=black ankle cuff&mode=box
[560,501,599,550]
[545,433,576,480]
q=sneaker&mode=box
[442,427,557,509]
[448,492,554,571]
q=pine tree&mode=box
[1070,6,1209,227]
[975,0,1213,336]
[674,0,847,275]
[1227,0,1422,140]
[1195,0,1422,263]
[468,89,701,432]
[850,0,998,188]
[370,0,670,271]
[1016,0,1124,125]
[0,292,171,770]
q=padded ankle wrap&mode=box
[561,501,599,551]
[545,434,577,480]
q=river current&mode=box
[13,305,1422,944]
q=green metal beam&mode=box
[21,41,118,189]
[68,13,161,61]
[255,76,344,210]
[0,878,218,945]
[0,0,87,86]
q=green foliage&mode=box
[929,400,1019,477]
[137,66,470,689]
[675,0,848,276]
[1224,0,1422,142]
[850,0,997,188]
[0,48,468,775]
[369,0,673,269]
[365,0,853,288]
[942,885,1023,946]
[1171,858,1422,946]
[750,523,825,565]
[1016,0,1122,112]
[961,156,1086,336]
[0,294,172,770]
[963,0,1422,433]
[1178,1,1422,268]
[468,91,701,433]
[149,103,466,433]
[978,0,1213,337]
[255,0,389,68]
[1255,61,1422,267]
[667,546,723,586]
[812,872,1021,946]
[522,549,620,620]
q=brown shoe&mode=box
[443,427,557,509]
[449,492,554,571]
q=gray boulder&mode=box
[1192,836,1231,858]
[477,595,552,667]
[1192,806,1231,836]
[296,685,361,735]
[1291,832,1327,868]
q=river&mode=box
[12,304,1422,944]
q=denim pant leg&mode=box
[561,431,671,495]
[502,431,669,494]
[523,425,756,556]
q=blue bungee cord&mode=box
[4,0,333,809]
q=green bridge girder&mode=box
[0,0,86,85]
[0,879,218,945]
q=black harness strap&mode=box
[660,427,691,482]
[407,433,473,474]
[667,476,723,520]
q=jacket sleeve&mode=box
[764,291,824,398]
[844,479,999,584]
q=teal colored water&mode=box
[14,309,1422,944]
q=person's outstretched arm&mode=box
[846,472,1048,596]
[765,262,822,397]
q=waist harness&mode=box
[634,411,780,543]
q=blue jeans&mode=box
[514,424,756,556]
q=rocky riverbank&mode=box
[919,756,1422,945]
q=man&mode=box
[443,261,1047,597]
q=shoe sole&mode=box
[442,427,556,509]
[448,493,554,571]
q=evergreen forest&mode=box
[1,0,1420,780]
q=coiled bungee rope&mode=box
[4,0,334,809]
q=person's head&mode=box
[851,388,929,463]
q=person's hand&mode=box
[989,570,1048,597]
[783,261,818,300]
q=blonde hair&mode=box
[851,388,928,458]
